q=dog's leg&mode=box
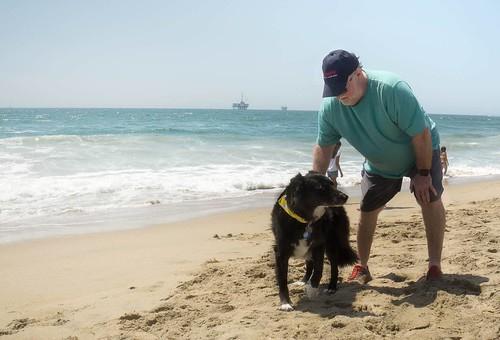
[305,246,324,299]
[274,246,293,311]
[326,247,339,294]
[291,259,311,287]
[302,259,313,283]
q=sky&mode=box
[0,0,499,115]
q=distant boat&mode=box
[281,106,288,111]
[232,94,249,110]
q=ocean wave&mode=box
[0,134,86,145]
[0,167,285,220]
[1,109,500,243]
[240,183,283,191]
[5,159,497,226]
[447,165,500,177]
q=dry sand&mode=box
[1,179,499,339]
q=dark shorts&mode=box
[360,149,444,212]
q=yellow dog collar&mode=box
[278,195,308,224]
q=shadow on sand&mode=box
[293,281,371,317]
[292,273,488,315]
[372,273,488,308]
[384,206,414,210]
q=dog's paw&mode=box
[324,288,337,295]
[291,281,306,286]
[278,303,294,311]
[305,283,320,299]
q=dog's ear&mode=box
[289,173,303,186]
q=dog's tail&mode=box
[336,244,358,266]
[328,207,359,266]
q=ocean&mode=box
[1,108,500,243]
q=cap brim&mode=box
[322,77,348,98]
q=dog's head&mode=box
[286,172,348,214]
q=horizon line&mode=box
[0,106,498,117]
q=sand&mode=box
[0,179,499,339]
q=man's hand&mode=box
[411,128,434,204]
[410,174,437,205]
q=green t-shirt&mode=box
[317,70,440,179]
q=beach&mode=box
[2,1,500,338]
[1,178,499,339]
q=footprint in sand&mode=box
[381,273,407,282]
[0,318,38,335]
[9,318,37,330]
[119,313,142,321]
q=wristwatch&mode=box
[418,169,430,176]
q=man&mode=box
[312,49,446,283]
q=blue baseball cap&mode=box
[322,50,360,97]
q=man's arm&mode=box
[312,144,335,174]
[411,128,437,204]
[412,127,432,170]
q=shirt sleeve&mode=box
[390,81,429,136]
[316,99,342,146]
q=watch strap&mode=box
[418,169,430,176]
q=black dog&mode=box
[271,172,358,311]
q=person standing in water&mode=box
[326,142,343,188]
[440,146,449,175]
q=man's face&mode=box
[337,69,365,106]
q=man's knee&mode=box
[360,206,384,216]
[419,198,445,211]
[358,207,384,227]
[420,199,446,227]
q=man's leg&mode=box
[348,207,382,283]
[415,148,446,278]
[357,206,384,267]
[420,198,446,269]
[349,171,402,283]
